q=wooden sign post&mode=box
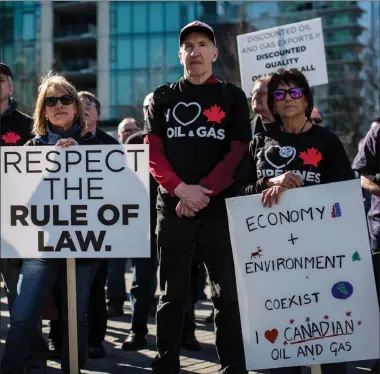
[67,258,79,374]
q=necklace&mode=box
[281,119,309,134]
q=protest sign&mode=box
[237,18,328,97]
[1,144,150,258]
[226,180,380,371]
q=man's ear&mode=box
[178,49,183,65]
[212,47,218,63]
[9,84,14,97]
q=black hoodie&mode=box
[0,98,33,146]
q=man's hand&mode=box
[56,138,79,148]
[174,183,213,212]
[175,201,196,218]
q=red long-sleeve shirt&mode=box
[144,75,251,214]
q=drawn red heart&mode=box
[264,329,279,344]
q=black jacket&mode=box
[251,114,275,136]
[0,99,33,146]
[25,131,100,146]
[95,128,119,145]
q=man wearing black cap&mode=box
[0,63,33,145]
[144,21,251,374]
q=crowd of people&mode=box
[0,19,379,374]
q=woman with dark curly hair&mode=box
[234,68,354,374]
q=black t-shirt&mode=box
[235,123,354,195]
[144,78,251,216]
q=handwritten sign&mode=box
[0,145,150,258]
[226,180,379,371]
[237,18,328,97]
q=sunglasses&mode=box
[44,95,74,107]
[311,118,323,124]
[272,88,304,101]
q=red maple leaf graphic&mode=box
[305,317,310,322]
[1,131,21,144]
[299,147,323,167]
[203,105,226,124]
[357,320,362,326]
[323,315,329,320]
[346,312,352,317]
[289,319,294,324]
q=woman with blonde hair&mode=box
[1,74,100,374]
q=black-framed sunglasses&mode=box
[44,95,74,107]
[311,118,323,124]
[272,88,304,101]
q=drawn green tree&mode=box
[352,251,361,262]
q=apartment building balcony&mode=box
[54,58,97,80]
[322,22,364,32]
[53,1,96,15]
[276,2,364,22]
[325,39,363,48]
[54,24,97,46]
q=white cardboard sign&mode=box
[237,18,328,97]
[226,180,379,371]
[1,145,150,258]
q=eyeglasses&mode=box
[311,118,323,124]
[44,95,74,107]
[272,88,304,101]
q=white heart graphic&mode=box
[264,145,296,169]
[173,102,201,127]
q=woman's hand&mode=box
[268,171,303,189]
[56,138,79,148]
[261,186,288,208]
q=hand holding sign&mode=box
[56,138,79,148]
[261,186,288,208]
[268,171,304,189]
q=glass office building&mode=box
[1,1,378,133]
[0,1,41,114]
[108,1,202,120]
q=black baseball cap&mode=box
[0,63,13,79]
[179,21,216,47]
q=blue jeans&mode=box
[0,259,47,373]
[107,258,127,301]
[1,258,99,374]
